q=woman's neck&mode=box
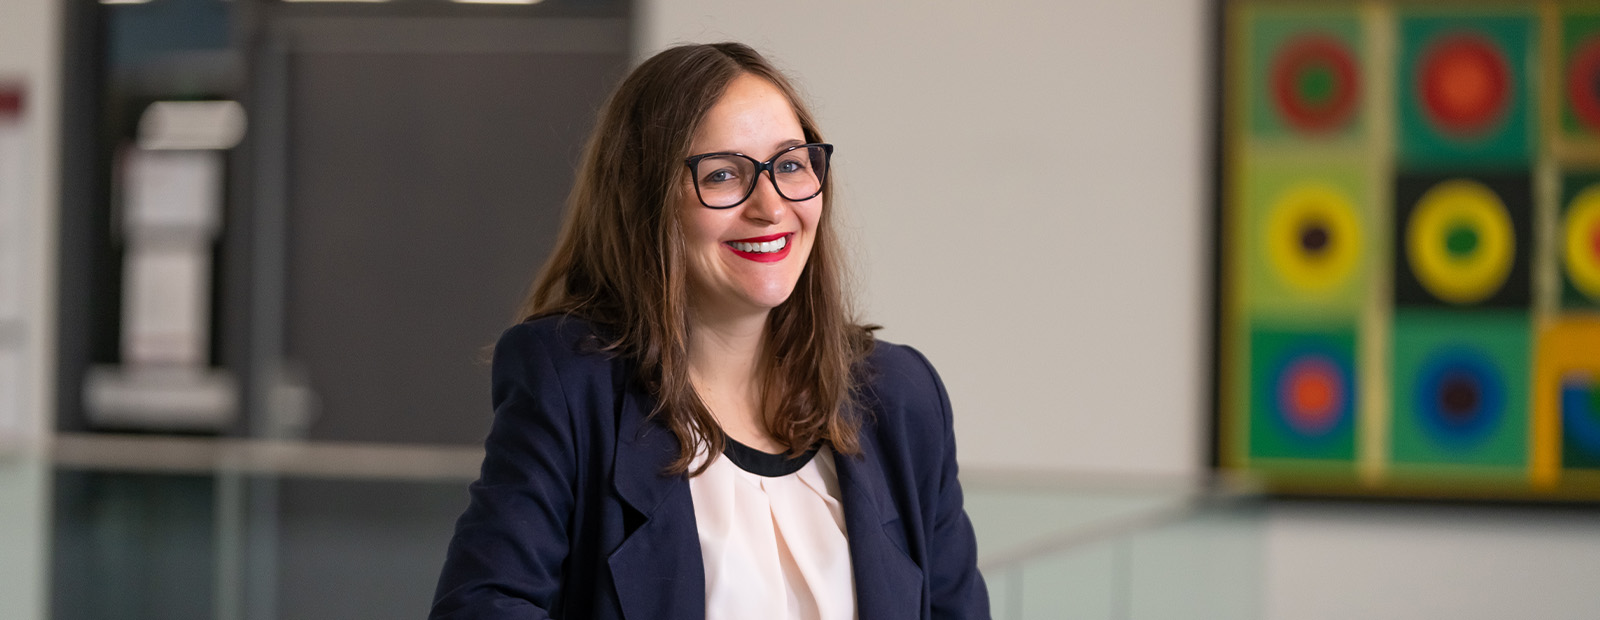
[686,309,784,453]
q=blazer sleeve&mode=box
[907,346,991,620]
[431,324,578,620]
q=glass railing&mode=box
[0,436,1264,620]
[967,474,1265,619]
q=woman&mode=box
[430,42,988,620]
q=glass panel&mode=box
[29,444,1266,620]
[272,478,464,620]
[0,460,47,620]
[969,483,1265,620]
[50,470,217,620]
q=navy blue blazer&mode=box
[431,316,989,619]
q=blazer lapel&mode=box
[834,437,925,620]
[607,371,705,620]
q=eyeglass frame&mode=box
[682,142,834,209]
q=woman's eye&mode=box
[775,159,806,174]
[703,169,738,185]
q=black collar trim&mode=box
[722,437,819,477]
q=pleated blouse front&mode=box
[688,440,857,620]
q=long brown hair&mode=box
[519,42,876,475]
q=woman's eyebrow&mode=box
[765,139,806,156]
[693,138,807,158]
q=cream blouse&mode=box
[688,440,857,620]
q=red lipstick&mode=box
[725,233,793,263]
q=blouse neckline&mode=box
[722,437,819,477]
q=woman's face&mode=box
[679,74,821,323]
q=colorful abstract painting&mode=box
[1218,1,1600,500]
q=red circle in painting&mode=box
[1291,370,1335,413]
[1278,357,1345,435]
[1568,36,1600,134]
[1418,33,1511,135]
[1270,34,1361,133]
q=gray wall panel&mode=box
[284,44,624,444]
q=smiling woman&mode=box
[679,76,826,359]
[430,42,990,620]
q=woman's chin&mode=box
[732,293,795,317]
[715,289,799,319]
[688,273,804,320]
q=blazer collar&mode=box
[608,366,705,620]
[611,366,682,518]
[834,423,925,620]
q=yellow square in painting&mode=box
[1532,317,1600,488]
[1237,155,1372,320]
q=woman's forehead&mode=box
[690,74,805,155]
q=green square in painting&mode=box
[1248,325,1358,463]
[1560,173,1600,309]
[1396,13,1535,168]
[1239,157,1370,318]
[1559,12,1600,138]
[1391,310,1529,468]
[1245,9,1365,140]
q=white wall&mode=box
[0,0,58,617]
[640,2,1600,619]
[1264,503,1600,620]
[640,0,1210,478]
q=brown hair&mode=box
[518,42,876,475]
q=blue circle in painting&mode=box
[1414,348,1503,447]
[1561,374,1600,454]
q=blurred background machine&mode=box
[84,101,244,431]
[52,0,630,617]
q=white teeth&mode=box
[732,235,788,253]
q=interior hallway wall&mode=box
[638,2,1600,619]
[0,0,59,617]
[641,0,1210,479]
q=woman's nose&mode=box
[741,173,788,224]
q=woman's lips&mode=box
[729,232,789,243]
[725,233,793,263]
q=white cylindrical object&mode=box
[121,242,213,366]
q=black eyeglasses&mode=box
[684,143,833,209]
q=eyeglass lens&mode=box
[693,145,829,208]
